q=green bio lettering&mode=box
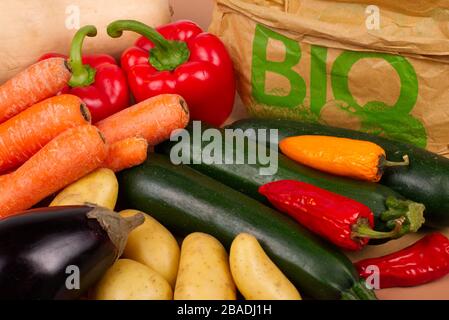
[310,45,328,116]
[331,51,427,147]
[250,24,427,147]
[251,24,306,108]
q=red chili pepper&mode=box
[106,20,236,127]
[356,233,449,288]
[259,180,403,251]
[40,26,130,122]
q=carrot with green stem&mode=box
[104,137,148,172]
[0,125,108,218]
[0,58,71,123]
[96,94,189,145]
[0,94,91,173]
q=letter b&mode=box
[251,24,306,108]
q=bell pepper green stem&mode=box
[107,20,190,72]
[68,25,97,87]
[382,155,410,168]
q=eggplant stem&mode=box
[87,207,144,259]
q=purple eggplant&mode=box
[0,205,143,300]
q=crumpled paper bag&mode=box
[210,0,449,155]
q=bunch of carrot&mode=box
[0,59,189,218]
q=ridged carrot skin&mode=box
[0,174,9,184]
[280,135,408,182]
[0,125,108,218]
[0,58,71,123]
[96,94,189,145]
[0,94,91,173]
[104,137,148,172]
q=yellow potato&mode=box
[174,232,236,300]
[120,210,180,287]
[92,259,172,300]
[50,168,118,210]
[230,233,301,300]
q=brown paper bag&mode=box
[209,0,449,155]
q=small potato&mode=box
[230,233,301,300]
[50,168,118,210]
[120,210,180,287]
[174,232,236,300]
[92,259,172,300]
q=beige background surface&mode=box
[171,0,449,300]
[170,0,214,29]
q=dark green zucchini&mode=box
[226,118,449,228]
[158,122,425,237]
[118,154,376,300]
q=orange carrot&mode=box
[0,94,91,173]
[0,58,71,123]
[0,173,9,184]
[104,137,148,172]
[0,125,108,218]
[96,94,189,145]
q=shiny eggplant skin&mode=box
[0,206,117,300]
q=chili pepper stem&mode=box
[355,197,425,240]
[68,25,97,87]
[381,197,425,233]
[382,155,410,168]
[107,20,190,72]
[352,218,403,240]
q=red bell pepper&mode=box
[259,180,405,251]
[106,20,236,126]
[40,26,130,122]
[356,233,449,288]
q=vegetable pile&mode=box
[1,17,449,301]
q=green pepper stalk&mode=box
[107,20,190,72]
[68,25,97,87]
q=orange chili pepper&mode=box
[280,135,409,182]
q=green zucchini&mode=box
[158,122,425,237]
[118,154,376,300]
[227,118,448,228]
